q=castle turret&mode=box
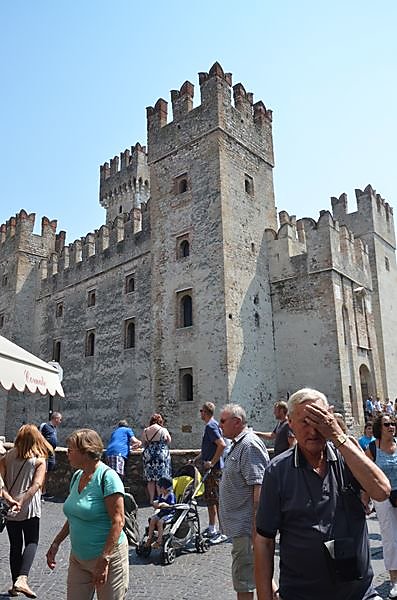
[266,202,384,421]
[331,186,397,402]
[99,142,149,224]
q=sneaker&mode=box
[209,533,228,544]
[390,583,397,599]
[202,527,216,538]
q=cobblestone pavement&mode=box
[0,502,392,599]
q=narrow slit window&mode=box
[124,320,135,349]
[85,331,95,356]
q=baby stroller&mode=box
[136,464,210,564]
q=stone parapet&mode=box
[46,447,201,504]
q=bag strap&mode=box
[145,427,161,444]
[368,440,377,461]
[70,470,80,490]
[7,459,28,495]
[100,467,112,495]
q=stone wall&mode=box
[46,448,201,504]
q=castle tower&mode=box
[0,211,61,434]
[147,63,278,444]
[331,186,397,402]
[99,143,149,225]
[266,208,384,422]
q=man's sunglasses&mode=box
[383,422,396,428]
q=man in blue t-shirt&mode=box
[105,420,141,480]
[195,402,226,541]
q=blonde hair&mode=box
[66,429,104,460]
[14,424,53,459]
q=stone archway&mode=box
[359,364,373,408]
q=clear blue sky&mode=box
[1,1,396,242]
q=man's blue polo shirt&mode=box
[201,418,224,469]
[256,443,373,600]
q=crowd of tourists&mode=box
[1,391,397,599]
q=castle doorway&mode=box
[359,364,373,409]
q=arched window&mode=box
[53,340,61,362]
[125,320,135,349]
[85,331,95,356]
[119,205,123,214]
[87,290,96,307]
[182,373,193,401]
[180,239,190,258]
[125,274,135,293]
[181,295,192,327]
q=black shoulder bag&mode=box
[322,458,365,582]
[1,459,28,532]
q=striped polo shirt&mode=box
[219,428,269,538]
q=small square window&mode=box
[174,173,189,195]
[87,290,96,307]
[55,302,64,318]
[125,274,135,294]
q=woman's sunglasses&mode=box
[383,422,396,428]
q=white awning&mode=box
[0,335,65,397]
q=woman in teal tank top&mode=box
[46,429,129,600]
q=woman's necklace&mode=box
[79,468,95,492]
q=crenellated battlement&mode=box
[266,207,371,286]
[99,142,150,225]
[39,203,150,291]
[146,61,274,166]
[0,209,59,260]
[331,185,395,248]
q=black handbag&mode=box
[0,458,28,531]
[389,490,397,507]
[0,498,10,532]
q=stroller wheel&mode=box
[199,538,210,553]
[163,545,176,565]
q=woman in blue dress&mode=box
[141,414,172,503]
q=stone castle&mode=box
[1,62,396,447]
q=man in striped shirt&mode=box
[219,404,269,600]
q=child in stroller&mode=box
[145,477,176,549]
[136,464,210,564]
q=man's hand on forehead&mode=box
[303,403,342,437]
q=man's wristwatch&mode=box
[334,434,348,449]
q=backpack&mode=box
[100,468,140,547]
